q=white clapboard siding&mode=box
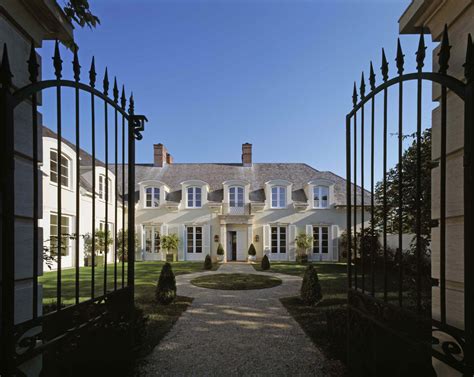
[263,224,271,256]
[288,225,297,261]
[332,224,339,261]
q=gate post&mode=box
[0,44,16,376]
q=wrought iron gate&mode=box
[0,41,146,375]
[346,28,473,376]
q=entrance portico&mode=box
[218,215,253,262]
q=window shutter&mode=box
[263,225,271,256]
[203,224,211,256]
[332,225,339,261]
[289,225,297,261]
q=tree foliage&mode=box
[204,255,213,270]
[261,254,270,270]
[83,229,113,257]
[161,234,179,254]
[248,243,256,256]
[295,232,312,255]
[300,265,322,306]
[62,0,100,28]
[216,243,224,256]
[117,229,139,262]
[156,263,176,305]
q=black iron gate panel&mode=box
[346,28,473,376]
[0,41,146,375]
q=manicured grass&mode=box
[254,262,348,303]
[191,273,282,290]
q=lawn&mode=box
[39,261,220,360]
[191,273,282,290]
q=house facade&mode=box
[132,143,369,263]
[40,127,125,270]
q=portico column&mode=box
[220,223,227,263]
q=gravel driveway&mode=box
[136,263,329,376]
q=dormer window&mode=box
[314,186,329,208]
[271,186,286,208]
[50,150,70,188]
[145,187,160,208]
[229,186,244,208]
[187,186,202,208]
[99,174,112,201]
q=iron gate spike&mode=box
[352,82,358,107]
[396,38,405,75]
[89,57,96,88]
[360,72,366,99]
[28,41,39,83]
[381,48,389,82]
[121,85,126,110]
[416,32,426,72]
[113,77,119,103]
[73,46,81,82]
[103,67,109,95]
[53,40,63,80]
[0,43,12,88]
[438,24,451,74]
[369,61,376,91]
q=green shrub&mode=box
[216,243,224,256]
[300,264,322,305]
[261,254,270,270]
[156,263,176,305]
[204,255,213,270]
[248,243,256,256]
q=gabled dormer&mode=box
[265,179,292,209]
[222,179,250,215]
[138,180,169,209]
[180,180,209,209]
[305,178,335,209]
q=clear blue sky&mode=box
[40,0,434,180]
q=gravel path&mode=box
[136,263,329,376]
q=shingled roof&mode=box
[118,162,369,206]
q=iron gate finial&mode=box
[416,32,426,72]
[103,67,109,96]
[113,77,119,103]
[0,43,13,88]
[438,24,451,74]
[396,38,405,75]
[89,57,97,88]
[27,41,39,83]
[464,34,474,83]
[121,85,126,110]
[381,48,389,82]
[369,61,376,90]
[53,40,62,80]
[352,82,358,107]
[73,46,81,82]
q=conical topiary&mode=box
[248,243,256,256]
[156,262,176,305]
[261,254,270,270]
[300,264,322,306]
[204,254,213,270]
[216,243,224,256]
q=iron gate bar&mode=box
[54,40,63,311]
[353,94,357,290]
[396,38,404,308]
[104,68,109,297]
[29,41,40,319]
[346,28,474,375]
[121,86,126,288]
[370,62,376,297]
[114,77,119,291]
[90,57,97,299]
[360,73,365,293]
[74,46,81,305]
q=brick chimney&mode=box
[242,143,252,167]
[153,144,172,167]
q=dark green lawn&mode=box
[191,273,282,290]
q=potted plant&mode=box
[295,232,312,264]
[161,233,179,262]
[117,229,139,262]
[216,243,224,262]
[247,243,257,262]
[83,229,111,267]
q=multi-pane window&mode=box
[99,175,112,201]
[145,187,160,208]
[144,225,161,253]
[187,187,202,208]
[313,226,329,254]
[271,186,286,208]
[50,150,70,188]
[50,213,70,256]
[229,186,244,207]
[271,226,286,254]
[313,186,329,208]
[186,226,202,253]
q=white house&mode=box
[127,143,369,263]
[40,127,125,270]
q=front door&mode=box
[231,232,237,261]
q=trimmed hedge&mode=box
[261,254,270,270]
[248,243,256,256]
[204,254,213,270]
[216,243,224,256]
[300,264,322,305]
[156,263,176,305]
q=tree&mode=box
[62,0,100,28]
[261,255,270,270]
[161,234,179,256]
[216,243,224,256]
[300,265,322,306]
[117,229,139,262]
[204,255,213,270]
[83,229,113,257]
[295,232,312,264]
[155,263,176,305]
[248,243,256,256]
